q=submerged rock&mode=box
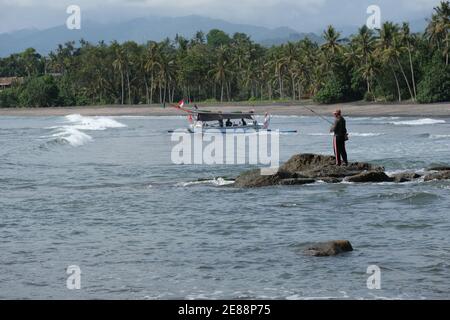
[279,178,316,186]
[304,240,354,257]
[346,171,392,183]
[390,172,422,183]
[428,166,450,171]
[424,170,450,181]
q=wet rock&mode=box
[390,172,422,183]
[279,154,383,174]
[424,170,450,181]
[234,169,283,188]
[279,178,316,186]
[304,240,354,257]
[317,177,342,184]
[428,166,450,171]
[346,171,392,183]
[234,153,388,188]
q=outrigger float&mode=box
[169,101,297,134]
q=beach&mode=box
[0,102,449,117]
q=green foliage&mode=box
[206,29,231,47]
[18,76,59,107]
[0,88,19,107]
[0,1,449,107]
[417,57,450,103]
[314,76,349,104]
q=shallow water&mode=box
[0,114,449,299]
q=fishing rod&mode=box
[300,105,334,125]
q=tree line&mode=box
[0,1,449,108]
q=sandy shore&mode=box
[0,102,449,117]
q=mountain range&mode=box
[0,15,322,57]
[0,14,430,57]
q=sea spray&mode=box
[45,114,127,147]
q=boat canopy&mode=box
[196,112,255,122]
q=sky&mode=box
[0,0,443,34]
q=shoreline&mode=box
[0,102,449,117]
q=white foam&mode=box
[390,118,446,126]
[350,132,384,137]
[430,134,450,139]
[177,177,235,187]
[65,114,127,131]
[51,127,93,147]
[46,114,127,147]
[307,133,332,136]
[307,132,383,137]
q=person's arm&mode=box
[330,119,338,133]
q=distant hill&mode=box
[0,15,322,57]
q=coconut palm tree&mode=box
[209,45,232,102]
[377,22,415,102]
[399,23,417,99]
[426,1,450,65]
[112,43,126,104]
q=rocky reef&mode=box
[233,153,450,188]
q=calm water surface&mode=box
[0,114,449,299]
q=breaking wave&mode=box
[390,118,446,126]
[307,132,383,137]
[430,134,450,139]
[176,177,235,187]
[45,114,126,147]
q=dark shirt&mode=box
[331,116,347,137]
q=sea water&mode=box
[0,114,449,299]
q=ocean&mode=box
[0,114,449,299]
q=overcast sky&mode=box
[0,0,442,34]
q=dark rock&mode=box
[279,154,336,173]
[317,177,342,183]
[234,169,283,188]
[424,170,450,181]
[346,171,393,183]
[428,166,450,171]
[390,172,422,183]
[279,178,316,186]
[234,153,388,188]
[279,154,383,174]
[304,240,354,257]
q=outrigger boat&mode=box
[169,101,270,133]
[169,101,297,134]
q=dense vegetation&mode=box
[0,1,449,107]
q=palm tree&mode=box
[112,43,126,105]
[282,42,300,100]
[144,42,162,104]
[358,54,380,97]
[377,22,415,102]
[209,45,232,102]
[399,23,417,100]
[351,26,377,96]
[321,25,343,73]
[426,1,450,65]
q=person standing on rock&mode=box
[330,109,348,166]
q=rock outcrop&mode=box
[304,240,354,257]
[424,171,450,181]
[234,154,387,188]
[232,154,450,188]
